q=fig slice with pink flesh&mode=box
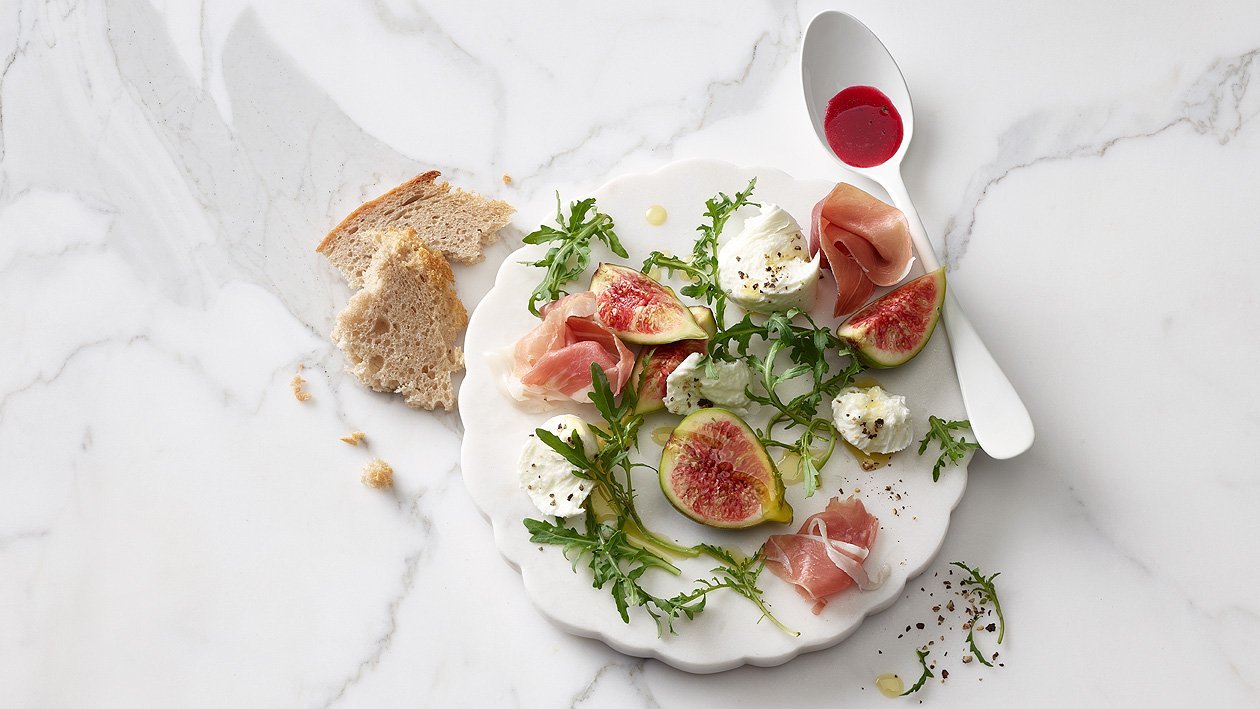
[837,267,946,368]
[630,306,717,415]
[659,408,792,529]
[590,263,707,345]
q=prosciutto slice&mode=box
[809,183,915,316]
[511,292,634,402]
[763,497,885,614]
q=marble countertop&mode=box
[3,0,1258,706]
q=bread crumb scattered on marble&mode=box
[291,372,313,401]
[361,459,394,489]
[341,431,366,446]
[501,173,512,185]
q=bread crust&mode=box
[317,171,513,287]
[316,170,443,256]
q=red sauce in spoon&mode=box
[823,85,903,168]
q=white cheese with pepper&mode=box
[663,352,752,416]
[831,385,914,454]
[717,204,820,313]
[518,414,597,517]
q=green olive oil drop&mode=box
[843,441,893,471]
[778,452,803,484]
[875,673,904,697]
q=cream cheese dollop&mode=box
[663,352,752,416]
[717,204,820,313]
[518,414,597,517]
[831,385,914,454]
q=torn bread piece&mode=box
[318,171,514,286]
[332,229,468,410]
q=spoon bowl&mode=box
[802,11,914,177]
[800,10,1035,460]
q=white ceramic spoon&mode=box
[801,10,1034,459]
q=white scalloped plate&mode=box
[459,159,968,673]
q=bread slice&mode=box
[318,171,514,285]
[332,229,468,410]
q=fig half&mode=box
[660,408,792,529]
[838,267,946,368]
[590,263,707,345]
[630,306,717,415]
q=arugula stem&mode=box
[745,590,799,637]
[806,419,839,470]
[951,561,1006,663]
[590,488,690,566]
[624,515,700,560]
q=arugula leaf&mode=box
[900,647,935,695]
[951,561,1005,666]
[710,309,863,406]
[522,194,626,316]
[532,428,590,473]
[642,178,757,327]
[917,417,981,481]
[694,544,798,636]
[524,514,700,634]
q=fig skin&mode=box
[631,306,717,415]
[659,408,792,529]
[590,263,707,345]
[837,268,946,369]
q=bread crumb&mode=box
[291,374,312,401]
[361,459,394,489]
[501,174,512,185]
[341,431,366,446]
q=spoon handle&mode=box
[881,175,942,273]
[878,174,1035,459]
